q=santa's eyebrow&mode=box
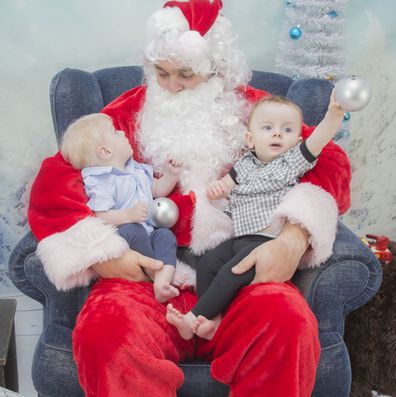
[154,65,168,73]
[154,64,194,75]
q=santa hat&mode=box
[163,0,223,37]
[144,0,251,87]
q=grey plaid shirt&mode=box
[226,141,317,237]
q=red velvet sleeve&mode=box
[300,125,351,214]
[28,152,93,240]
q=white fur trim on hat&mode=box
[270,183,338,268]
[36,217,129,291]
[146,7,188,40]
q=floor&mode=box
[0,282,41,397]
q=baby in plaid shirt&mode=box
[167,93,346,340]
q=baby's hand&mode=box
[164,158,183,175]
[329,89,346,118]
[207,180,228,200]
[127,203,148,223]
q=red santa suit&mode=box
[28,83,349,397]
[27,1,351,396]
[29,84,349,290]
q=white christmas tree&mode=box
[275,0,350,80]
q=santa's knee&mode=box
[244,283,318,340]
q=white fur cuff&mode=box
[270,183,338,268]
[36,217,129,291]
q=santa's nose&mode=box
[167,77,184,94]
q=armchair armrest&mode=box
[9,231,90,329]
[293,222,382,335]
[9,232,44,304]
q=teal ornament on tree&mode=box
[343,112,351,121]
[285,0,296,7]
[326,10,338,18]
[289,25,302,40]
[333,128,351,142]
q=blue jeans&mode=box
[118,223,177,266]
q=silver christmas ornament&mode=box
[149,198,179,228]
[334,76,372,112]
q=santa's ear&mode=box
[245,130,254,149]
[96,145,112,160]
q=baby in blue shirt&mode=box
[61,113,183,303]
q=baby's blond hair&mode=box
[61,113,112,169]
[248,96,303,131]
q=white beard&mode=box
[137,73,249,254]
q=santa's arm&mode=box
[28,153,134,290]
[270,182,339,268]
[232,222,310,282]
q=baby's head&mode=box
[61,113,132,169]
[246,96,303,163]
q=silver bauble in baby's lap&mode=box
[149,198,179,228]
[334,76,372,112]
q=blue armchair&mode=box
[9,66,382,397]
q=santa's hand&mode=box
[92,249,163,282]
[165,158,183,175]
[231,223,309,283]
[127,203,148,222]
[207,180,228,200]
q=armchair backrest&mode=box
[50,66,333,144]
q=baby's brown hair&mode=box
[247,96,303,130]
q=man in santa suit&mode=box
[28,1,351,396]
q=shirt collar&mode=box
[82,157,136,178]
[247,150,268,167]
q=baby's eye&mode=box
[284,127,292,133]
[262,125,272,131]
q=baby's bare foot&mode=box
[194,315,221,340]
[166,305,195,340]
[154,281,179,303]
[172,272,189,287]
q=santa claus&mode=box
[27,1,350,396]
[29,0,349,291]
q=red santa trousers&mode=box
[73,279,320,397]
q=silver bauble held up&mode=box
[334,76,372,112]
[149,198,179,228]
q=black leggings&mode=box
[192,234,273,319]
